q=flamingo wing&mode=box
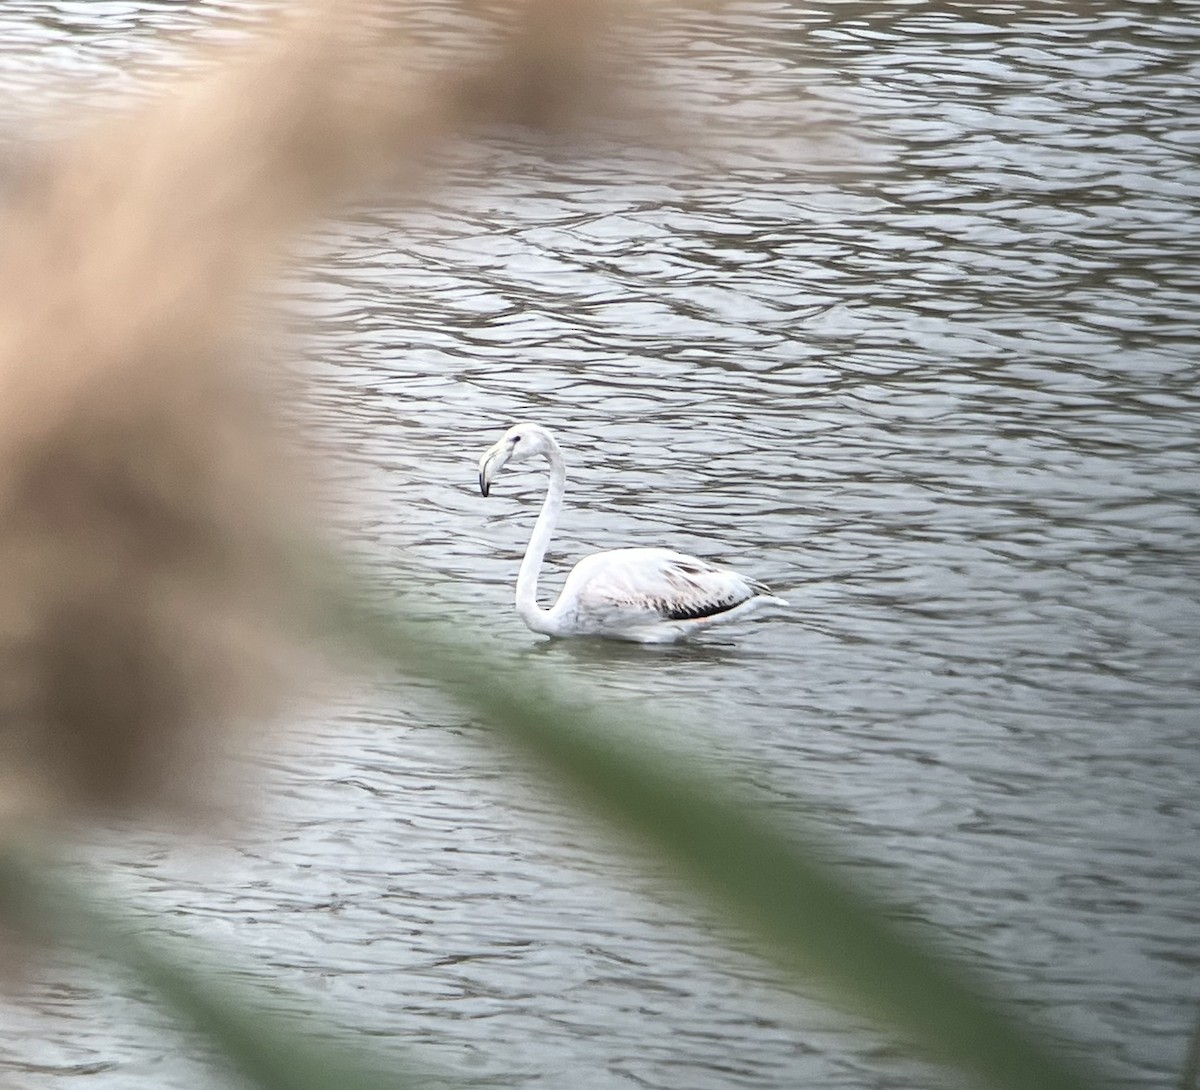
[559,548,775,631]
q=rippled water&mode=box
[2,3,1198,1088]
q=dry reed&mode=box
[0,0,641,830]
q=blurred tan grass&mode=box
[0,0,637,829]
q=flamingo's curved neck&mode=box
[516,441,566,635]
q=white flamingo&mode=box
[477,423,787,643]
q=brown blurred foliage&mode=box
[0,0,642,831]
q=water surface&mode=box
[1,3,1198,1088]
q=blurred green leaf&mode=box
[0,560,1121,1090]
[328,576,1112,1090]
[0,847,450,1090]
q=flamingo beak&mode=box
[478,443,508,497]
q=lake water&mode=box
[1,2,1198,1088]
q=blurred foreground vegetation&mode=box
[0,574,1116,1090]
[0,2,1177,1089]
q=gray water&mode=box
[1,2,1198,1088]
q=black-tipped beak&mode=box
[478,444,504,497]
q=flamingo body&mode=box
[478,423,786,643]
